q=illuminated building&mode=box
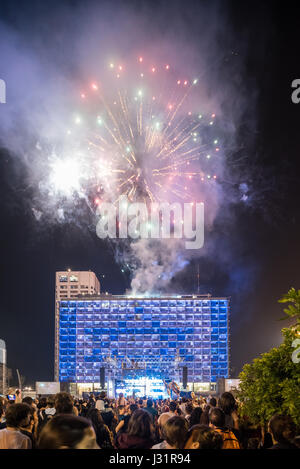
[58,294,229,395]
[54,270,100,381]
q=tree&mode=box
[278,287,300,328]
[238,289,300,426]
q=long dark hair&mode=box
[218,392,236,416]
[189,407,203,427]
[127,409,154,440]
[86,408,114,449]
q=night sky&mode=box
[0,0,299,385]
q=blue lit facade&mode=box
[58,296,229,388]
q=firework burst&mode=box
[35,56,222,225]
[71,57,220,205]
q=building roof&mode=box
[59,294,229,302]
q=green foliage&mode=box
[238,291,300,426]
[278,287,300,326]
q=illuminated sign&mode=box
[36,382,60,395]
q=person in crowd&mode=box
[179,397,188,416]
[115,403,138,436]
[184,403,194,423]
[38,414,99,449]
[209,397,217,407]
[152,412,172,449]
[116,404,126,420]
[117,393,126,407]
[199,404,211,425]
[145,399,158,423]
[0,403,32,449]
[37,397,47,412]
[189,406,203,427]
[22,396,34,407]
[37,397,56,436]
[87,394,96,410]
[15,390,22,404]
[268,414,298,449]
[161,416,189,450]
[293,435,300,449]
[185,424,223,449]
[218,392,239,430]
[19,405,37,448]
[138,398,144,409]
[86,408,115,448]
[54,392,74,415]
[101,401,118,433]
[116,409,155,449]
[95,392,106,412]
[209,407,240,449]
[0,402,6,429]
[158,400,177,424]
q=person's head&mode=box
[6,400,15,407]
[185,424,223,449]
[22,406,37,431]
[268,415,296,444]
[129,403,138,414]
[37,397,47,409]
[5,403,31,429]
[22,396,33,407]
[218,392,236,415]
[38,414,99,449]
[147,399,153,408]
[209,397,217,407]
[99,391,106,400]
[0,402,4,419]
[189,407,203,427]
[47,397,55,408]
[169,401,177,413]
[86,408,105,429]
[54,392,74,415]
[127,409,153,440]
[209,407,226,429]
[158,413,172,438]
[162,416,189,449]
[185,403,194,415]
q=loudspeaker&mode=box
[100,367,105,389]
[182,366,188,389]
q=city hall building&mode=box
[55,274,230,396]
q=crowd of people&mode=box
[0,391,299,449]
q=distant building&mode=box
[0,340,7,395]
[54,270,101,381]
